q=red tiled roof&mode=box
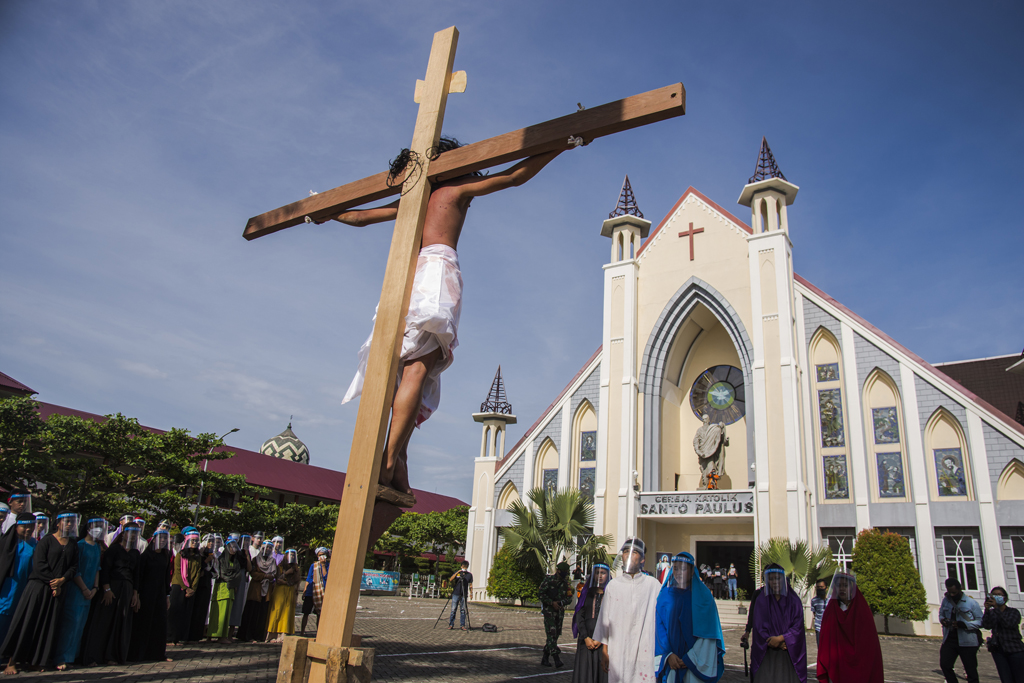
[0,371,35,396]
[931,355,1024,426]
[33,401,466,514]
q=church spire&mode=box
[609,175,644,219]
[480,366,513,415]
[748,137,787,184]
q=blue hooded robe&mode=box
[654,561,725,683]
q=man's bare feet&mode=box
[3,664,17,675]
[55,664,67,671]
[391,451,412,494]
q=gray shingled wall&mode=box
[983,422,1024,495]
[853,332,902,393]
[803,299,843,351]
[493,455,524,510]
[913,376,967,435]
[1000,526,1023,598]
[570,366,601,419]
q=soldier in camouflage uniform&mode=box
[538,561,572,667]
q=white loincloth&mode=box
[342,244,462,427]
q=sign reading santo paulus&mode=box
[638,490,754,517]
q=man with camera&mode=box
[938,577,984,683]
[448,561,473,631]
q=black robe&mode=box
[167,549,200,644]
[571,589,608,683]
[0,534,78,667]
[128,546,170,661]
[80,543,139,665]
[187,552,215,641]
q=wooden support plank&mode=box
[346,648,375,683]
[277,636,309,683]
[242,82,685,240]
[305,24,458,683]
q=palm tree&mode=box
[749,537,837,599]
[501,487,613,575]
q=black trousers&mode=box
[991,648,1024,683]
[940,637,979,683]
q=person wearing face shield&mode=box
[0,515,37,649]
[0,511,79,674]
[0,504,8,536]
[815,572,882,683]
[1,493,31,535]
[228,534,253,639]
[571,563,610,683]
[81,523,141,666]
[249,532,265,561]
[187,534,218,642]
[128,529,172,662]
[749,564,807,683]
[33,513,50,542]
[592,538,661,683]
[206,533,244,644]
[53,517,105,669]
[271,536,286,565]
[168,530,201,645]
[266,549,301,642]
[237,541,279,643]
[654,553,724,683]
[105,514,134,547]
[302,548,330,636]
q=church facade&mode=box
[464,142,1024,632]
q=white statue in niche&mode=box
[694,414,728,490]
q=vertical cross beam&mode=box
[678,222,704,261]
[307,26,459,683]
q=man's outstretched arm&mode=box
[322,199,400,226]
[450,149,565,199]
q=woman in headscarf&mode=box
[187,533,218,642]
[128,528,172,662]
[80,522,141,666]
[0,515,38,651]
[654,552,724,683]
[571,563,610,683]
[301,548,330,635]
[0,511,79,674]
[749,564,807,683]
[236,540,278,643]
[815,572,883,683]
[167,528,201,645]
[206,534,244,644]
[265,549,301,642]
[52,517,106,669]
[227,534,253,640]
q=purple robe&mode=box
[750,589,807,683]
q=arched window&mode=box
[996,458,1024,501]
[759,199,769,233]
[924,408,973,501]
[572,400,598,502]
[535,438,559,493]
[810,328,850,501]
[862,369,910,502]
[497,481,520,510]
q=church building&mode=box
[464,140,1024,633]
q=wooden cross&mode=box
[244,26,684,683]
[678,221,704,261]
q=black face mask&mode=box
[816,589,827,599]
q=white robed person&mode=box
[593,538,662,683]
[654,552,725,683]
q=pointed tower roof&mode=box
[608,175,644,219]
[748,137,787,184]
[480,366,513,415]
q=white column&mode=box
[795,291,819,543]
[522,440,536,504]
[559,402,572,489]
[747,232,771,538]
[774,236,803,540]
[840,322,870,531]
[966,410,1006,589]
[498,426,507,460]
[621,258,639,538]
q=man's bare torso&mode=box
[421,179,474,250]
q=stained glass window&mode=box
[818,389,845,448]
[543,469,558,494]
[580,431,597,462]
[816,363,840,382]
[689,365,745,425]
[823,454,849,499]
[876,452,905,498]
[579,468,595,502]
[872,407,900,444]
[934,448,968,496]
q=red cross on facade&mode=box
[678,222,704,261]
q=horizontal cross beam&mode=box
[242,82,686,240]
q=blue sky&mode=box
[1,1,1021,504]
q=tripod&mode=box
[432,573,472,630]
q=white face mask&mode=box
[88,528,104,539]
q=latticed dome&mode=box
[260,423,309,465]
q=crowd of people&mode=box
[549,536,1022,683]
[0,492,332,674]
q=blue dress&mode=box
[654,575,725,683]
[0,541,35,644]
[53,539,101,664]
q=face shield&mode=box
[239,535,251,554]
[763,567,789,597]
[272,536,285,554]
[184,532,200,550]
[226,533,240,554]
[590,564,611,590]
[56,512,80,540]
[120,514,134,528]
[670,553,695,590]
[157,519,172,532]
[252,532,265,547]
[8,494,31,515]
[285,549,298,564]
[620,537,646,575]
[15,514,36,540]
[0,503,9,525]
[134,518,146,536]
[829,572,857,604]
[122,525,141,552]
[260,541,274,559]
[211,533,225,557]
[152,530,170,551]
[33,514,50,541]
[87,518,109,540]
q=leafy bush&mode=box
[487,545,544,605]
[852,529,928,633]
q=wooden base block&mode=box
[277,636,374,683]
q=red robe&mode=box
[816,592,884,683]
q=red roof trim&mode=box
[795,273,1024,440]
[495,346,603,471]
[0,371,36,395]
[636,187,752,258]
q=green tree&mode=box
[373,512,426,571]
[0,396,262,525]
[486,544,544,605]
[411,506,469,566]
[852,529,928,634]
[501,487,613,575]
[750,537,837,599]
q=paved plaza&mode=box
[4,596,1002,682]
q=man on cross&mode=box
[323,136,568,507]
